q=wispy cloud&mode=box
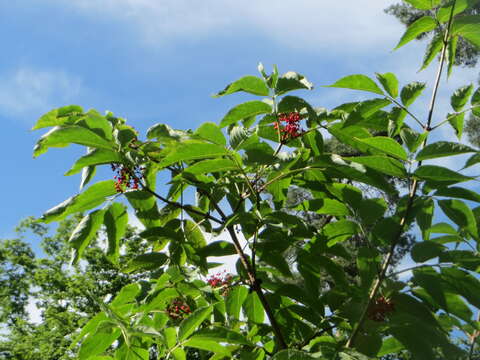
[53,0,400,54]
[0,67,82,122]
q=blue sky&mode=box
[1,0,479,247]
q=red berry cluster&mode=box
[207,271,232,296]
[166,298,192,320]
[273,112,304,142]
[367,296,395,322]
[111,163,143,193]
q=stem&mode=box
[385,94,425,129]
[430,104,480,131]
[388,263,451,278]
[209,200,288,349]
[468,311,480,360]
[346,1,457,348]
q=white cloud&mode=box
[0,67,82,121]
[57,0,400,53]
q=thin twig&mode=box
[468,311,480,360]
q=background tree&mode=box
[0,216,152,360]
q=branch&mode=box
[209,199,288,349]
[346,1,457,348]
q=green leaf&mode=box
[441,267,480,308]
[190,327,252,345]
[194,122,226,145]
[400,81,426,107]
[40,180,117,223]
[400,127,427,152]
[416,196,435,240]
[125,190,163,229]
[243,141,274,165]
[344,155,407,177]
[184,158,237,175]
[33,125,114,158]
[69,210,105,264]
[411,241,446,262]
[463,152,480,169]
[243,293,264,323]
[32,105,83,130]
[303,130,323,156]
[220,101,271,128]
[447,35,458,78]
[178,305,213,341]
[377,337,404,357]
[275,71,313,96]
[225,286,248,319]
[78,109,113,140]
[357,247,381,290]
[429,222,457,235]
[198,241,236,257]
[171,348,186,360]
[404,0,441,10]
[323,219,359,246]
[435,186,480,203]
[110,283,141,308]
[395,16,437,50]
[355,136,408,160]
[277,95,315,115]
[80,165,96,191]
[375,72,399,98]
[447,112,465,140]
[416,141,476,160]
[183,338,231,357]
[78,323,121,360]
[451,84,474,112]
[104,202,128,263]
[438,199,478,238]
[159,142,229,168]
[298,198,350,216]
[438,0,478,22]
[414,165,473,184]
[450,18,480,48]
[325,74,384,95]
[184,219,207,259]
[146,123,188,142]
[214,75,270,97]
[124,252,168,273]
[471,86,480,117]
[65,148,122,176]
[421,33,443,71]
[271,349,315,359]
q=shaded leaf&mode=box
[69,210,105,265]
[178,305,213,341]
[104,202,128,263]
